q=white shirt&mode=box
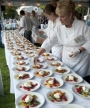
[43,18,62,60]
[20,15,33,31]
[41,18,90,77]
[30,16,39,28]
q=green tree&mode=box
[3,6,19,19]
[75,6,88,16]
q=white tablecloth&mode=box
[3,31,90,108]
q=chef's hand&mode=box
[69,49,81,57]
[34,54,39,64]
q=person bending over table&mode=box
[34,0,90,82]
[39,4,62,60]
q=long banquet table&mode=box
[3,30,90,108]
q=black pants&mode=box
[83,75,90,84]
[24,30,32,43]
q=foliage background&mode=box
[3,6,19,19]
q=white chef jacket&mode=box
[43,18,62,60]
[41,18,90,77]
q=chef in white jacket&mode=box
[39,4,62,60]
[34,0,90,78]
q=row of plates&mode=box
[15,77,90,98]
[9,33,87,108]
[16,88,86,108]
[14,71,83,84]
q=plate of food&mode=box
[7,47,14,50]
[13,66,30,72]
[34,69,53,78]
[13,60,29,66]
[45,56,57,61]
[42,52,52,57]
[46,89,73,105]
[37,57,45,63]
[62,73,83,84]
[16,92,45,108]
[54,66,70,75]
[49,61,63,67]
[61,104,85,108]
[72,84,90,98]
[25,50,35,55]
[14,55,27,61]
[41,77,64,88]
[32,63,48,69]
[24,47,32,50]
[14,72,34,80]
[28,54,36,57]
[16,80,40,92]
[11,51,21,56]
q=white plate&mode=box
[16,92,45,108]
[72,84,90,98]
[46,89,73,105]
[16,80,40,92]
[11,51,21,56]
[49,61,63,67]
[14,56,27,61]
[13,66,31,72]
[14,72,34,80]
[34,69,53,78]
[32,63,48,69]
[42,52,52,56]
[13,60,29,66]
[61,104,85,108]
[62,73,83,84]
[41,77,64,88]
[37,57,45,63]
[54,66,70,75]
[45,56,57,61]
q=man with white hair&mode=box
[25,12,31,17]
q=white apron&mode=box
[41,18,90,77]
[62,46,90,77]
[59,19,90,77]
[47,18,62,60]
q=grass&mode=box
[0,47,15,108]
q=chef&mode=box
[34,0,90,79]
[39,4,62,60]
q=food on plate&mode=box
[48,90,67,102]
[19,45,24,48]
[16,61,26,65]
[11,51,21,56]
[45,78,60,88]
[19,94,40,107]
[16,56,24,60]
[29,54,35,57]
[37,58,44,63]
[8,47,14,50]
[75,85,90,97]
[32,64,43,69]
[24,47,31,50]
[65,75,78,82]
[55,66,67,73]
[42,53,50,56]
[16,73,30,80]
[25,50,34,54]
[20,82,38,91]
[35,70,50,77]
[15,66,27,71]
[46,57,54,61]
[51,62,61,66]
